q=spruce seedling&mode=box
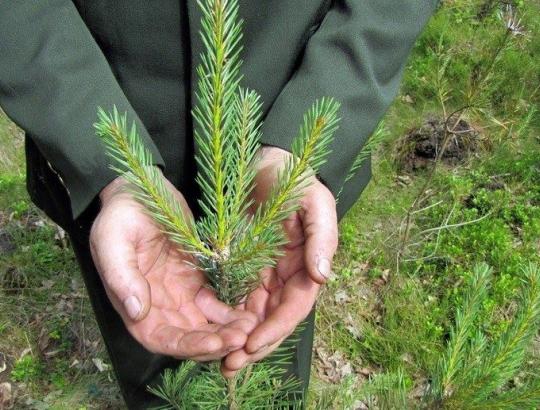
[95,0,340,407]
[428,263,540,409]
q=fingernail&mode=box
[317,257,332,279]
[124,296,142,320]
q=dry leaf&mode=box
[345,313,362,339]
[345,325,362,340]
[0,353,6,374]
[33,219,46,228]
[55,226,66,240]
[411,379,429,399]
[315,348,354,383]
[0,382,12,407]
[340,362,353,377]
[401,94,414,104]
[334,290,350,303]
[37,327,51,354]
[358,367,376,377]
[44,350,61,358]
[401,353,413,365]
[396,175,412,187]
[381,269,390,283]
[353,400,369,410]
[92,358,110,372]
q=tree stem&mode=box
[228,378,238,410]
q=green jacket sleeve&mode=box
[0,0,165,219]
[259,0,438,218]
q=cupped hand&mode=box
[222,147,338,376]
[90,172,257,362]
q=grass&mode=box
[0,144,122,407]
[308,0,540,408]
[1,0,539,408]
[0,112,24,176]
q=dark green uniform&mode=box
[0,1,438,408]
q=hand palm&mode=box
[221,147,338,375]
[127,222,214,354]
[92,191,256,362]
[245,212,317,328]
[222,211,321,374]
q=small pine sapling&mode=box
[95,0,340,407]
[355,263,540,410]
[429,263,540,409]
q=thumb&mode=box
[301,186,338,284]
[90,228,151,322]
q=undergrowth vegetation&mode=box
[312,0,540,408]
[0,0,538,408]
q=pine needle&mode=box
[431,263,492,400]
[94,107,210,257]
[360,368,410,410]
[193,0,244,252]
[428,263,540,409]
[456,263,540,404]
[336,120,387,202]
[229,98,340,272]
[97,0,340,406]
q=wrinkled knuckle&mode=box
[304,183,336,210]
[298,194,311,211]
[175,337,191,356]
[163,338,182,356]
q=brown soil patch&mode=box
[396,116,481,173]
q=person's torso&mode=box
[28,0,332,226]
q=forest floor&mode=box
[1,1,539,409]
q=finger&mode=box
[90,225,151,322]
[149,325,224,360]
[221,366,238,379]
[245,273,319,354]
[301,185,338,284]
[245,305,298,355]
[222,337,284,377]
[195,288,259,352]
[215,327,248,354]
[243,267,276,322]
[245,286,270,323]
[266,286,282,314]
[260,266,281,293]
[195,288,258,332]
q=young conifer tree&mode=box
[355,263,540,410]
[95,0,340,407]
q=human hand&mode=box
[222,146,338,376]
[90,171,257,361]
